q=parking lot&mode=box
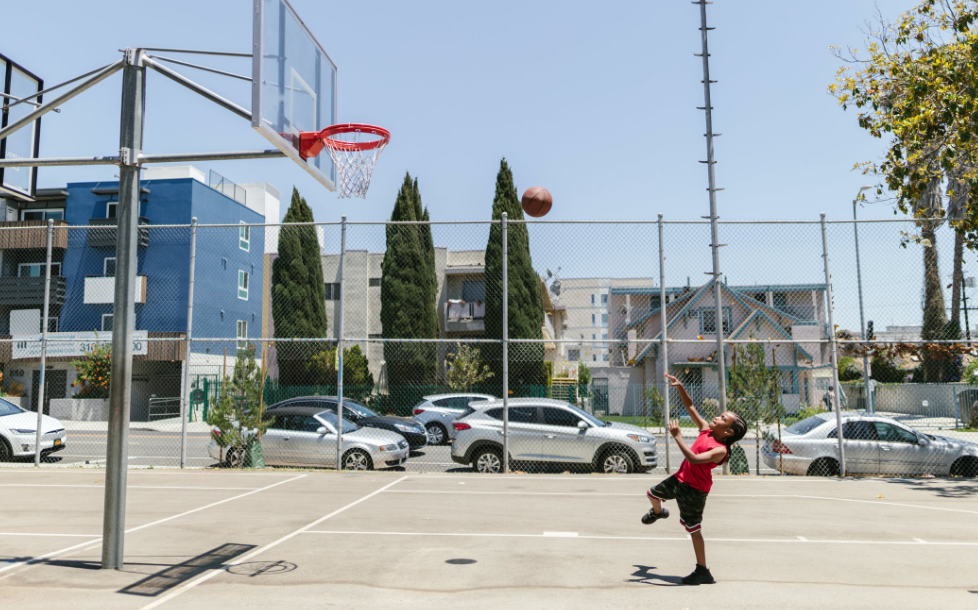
[2,468,976,609]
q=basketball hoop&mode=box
[299,123,390,199]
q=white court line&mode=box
[0,484,257,490]
[0,468,293,476]
[0,474,306,576]
[138,475,410,610]
[383,489,978,516]
[797,536,809,541]
[400,473,855,482]
[0,532,99,538]
[300,530,978,547]
[543,531,579,537]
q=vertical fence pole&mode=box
[336,216,347,469]
[820,213,847,477]
[852,202,874,412]
[179,217,197,469]
[501,212,510,474]
[102,48,145,570]
[657,214,671,473]
[33,219,54,467]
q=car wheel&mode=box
[600,449,634,474]
[425,423,446,445]
[0,438,11,462]
[472,447,503,474]
[342,449,372,471]
[223,446,243,468]
[807,457,839,477]
[950,456,978,477]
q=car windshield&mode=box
[0,398,24,417]
[317,410,358,434]
[786,415,827,435]
[558,402,608,427]
[343,400,378,419]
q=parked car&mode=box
[268,397,428,450]
[761,412,978,477]
[0,398,66,461]
[412,393,495,445]
[208,406,409,470]
[450,398,657,474]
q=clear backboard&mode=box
[0,52,44,201]
[252,0,337,191]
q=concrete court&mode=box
[1,468,976,610]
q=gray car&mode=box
[412,393,495,445]
[450,398,657,474]
[207,407,410,470]
[762,412,978,477]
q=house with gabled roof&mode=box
[607,279,832,413]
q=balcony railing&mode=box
[445,301,485,333]
[0,220,69,250]
[88,217,149,248]
[0,276,66,307]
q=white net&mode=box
[323,129,389,199]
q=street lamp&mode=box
[853,185,874,412]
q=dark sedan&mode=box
[267,397,429,450]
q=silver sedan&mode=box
[762,412,978,477]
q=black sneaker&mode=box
[681,564,715,585]
[641,506,669,525]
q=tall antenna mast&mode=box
[694,0,728,427]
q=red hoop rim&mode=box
[320,123,391,152]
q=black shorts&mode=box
[647,474,709,533]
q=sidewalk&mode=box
[61,417,213,434]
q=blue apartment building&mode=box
[0,166,276,420]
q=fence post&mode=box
[336,216,347,470]
[657,214,671,473]
[501,212,510,474]
[179,217,197,469]
[33,218,54,467]
[820,213,847,477]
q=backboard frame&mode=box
[251,0,338,191]
[0,51,44,201]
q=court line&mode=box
[400,474,850,482]
[0,474,306,576]
[0,532,99,538]
[382,489,978,515]
[0,484,257,490]
[138,475,410,610]
[299,530,978,547]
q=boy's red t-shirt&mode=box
[675,429,726,493]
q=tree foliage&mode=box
[484,158,546,387]
[306,344,375,403]
[272,188,328,384]
[206,345,271,467]
[71,336,111,398]
[446,345,494,392]
[728,341,784,475]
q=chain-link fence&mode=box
[1,216,977,478]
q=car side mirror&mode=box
[918,436,927,446]
[578,420,589,430]
[317,426,330,435]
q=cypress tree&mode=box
[484,158,545,388]
[381,173,437,389]
[272,188,328,384]
[414,178,439,341]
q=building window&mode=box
[369,278,382,287]
[462,280,485,301]
[601,294,608,305]
[603,352,609,362]
[238,270,249,300]
[325,282,341,301]
[237,320,248,351]
[750,292,766,304]
[102,313,113,332]
[592,313,597,326]
[568,349,581,361]
[700,308,731,334]
[104,257,116,277]
[18,262,61,277]
[106,201,118,219]
[591,294,596,305]
[45,318,59,333]
[601,313,608,326]
[368,333,383,339]
[773,292,788,310]
[21,209,64,221]
[593,354,597,362]
[239,221,250,251]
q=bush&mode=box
[797,402,827,420]
[870,356,909,383]
[71,338,111,398]
[837,356,863,382]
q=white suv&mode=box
[411,393,494,445]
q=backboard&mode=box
[252,0,337,191]
[0,52,44,201]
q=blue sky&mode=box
[3,0,956,330]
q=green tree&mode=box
[728,341,783,475]
[307,344,376,403]
[71,335,111,398]
[207,345,270,468]
[381,173,438,388]
[837,356,864,382]
[484,158,545,388]
[272,188,328,385]
[577,361,592,399]
[446,345,494,392]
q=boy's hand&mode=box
[664,373,683,388]
[668,419,681,438]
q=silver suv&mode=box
[412,393,495,445]
[450,398,657,474]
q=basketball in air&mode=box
[521,186,553,218]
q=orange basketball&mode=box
[521,186,553,218]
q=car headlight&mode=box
[627,434,653,443]
[379,444,399,451]
[11,428,35,435]
[394,423,417,433]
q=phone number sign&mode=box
[12,331,149,359]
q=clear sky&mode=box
[3,0,957,331]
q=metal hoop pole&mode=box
[658,214,671,473]
[502,213,510,475]
[336,216,347,469]
[821,213,847,477]
[33,219,54,467]
[180,218,198,469]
